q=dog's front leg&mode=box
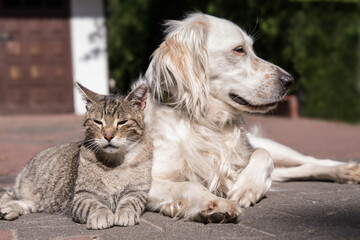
[147,178,241,223]
[228,148,273,207]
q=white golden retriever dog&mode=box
[141,13,360,223]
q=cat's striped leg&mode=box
[72,194,114,230]
[0,191,37,220]
[114,191,147,227]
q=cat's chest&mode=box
[79,155,133,195]
[100,169,129,194]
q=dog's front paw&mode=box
[87,208,114,230]
[228,171,272,207]
[194,198,241,223]
[158,199,188,218]
[114,208,139,227]
[228,180,271,208]
[229,148,273,207]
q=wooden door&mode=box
[0,0,73,114]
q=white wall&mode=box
[70,0,109,115]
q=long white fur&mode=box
[141,13,360,222]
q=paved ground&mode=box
[0,114,359,240]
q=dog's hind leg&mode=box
[272,163,360,183]
[147,179,241,223]
[248,135,360,183]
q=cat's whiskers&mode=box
[83,141,96,149]
[93,144,102,154]
[82,139,101,154]
[81,138,95,147]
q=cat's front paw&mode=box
[0,200,35,221]
[0,204,21,220]
[87,208,114,230]
[114,208,139,227]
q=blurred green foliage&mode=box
[105,0,360,123]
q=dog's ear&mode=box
[146,13,209,119]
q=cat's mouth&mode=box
[104,144,118,149]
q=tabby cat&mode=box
[0,83,153,229]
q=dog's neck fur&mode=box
[150,85,244,130]
[145,92,254,195]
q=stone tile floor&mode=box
[0,114,359,240]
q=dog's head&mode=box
[146,13,294,119]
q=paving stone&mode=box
[0,114,359,239]
[0,230,14,240]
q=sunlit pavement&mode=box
[0,114,359,239]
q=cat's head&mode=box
[76,82,148,154]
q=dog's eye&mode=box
[233,47,246,55]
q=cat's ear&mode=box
[125,83,148,111]
[75,82,102,104]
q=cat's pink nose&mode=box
[104,134,114,142]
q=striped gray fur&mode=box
[0,83,153,230]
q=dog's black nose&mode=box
[279,74,294,88]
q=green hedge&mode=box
[106,0,360,123]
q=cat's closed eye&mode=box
[117,120,128,126]
[93,120,103,125]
